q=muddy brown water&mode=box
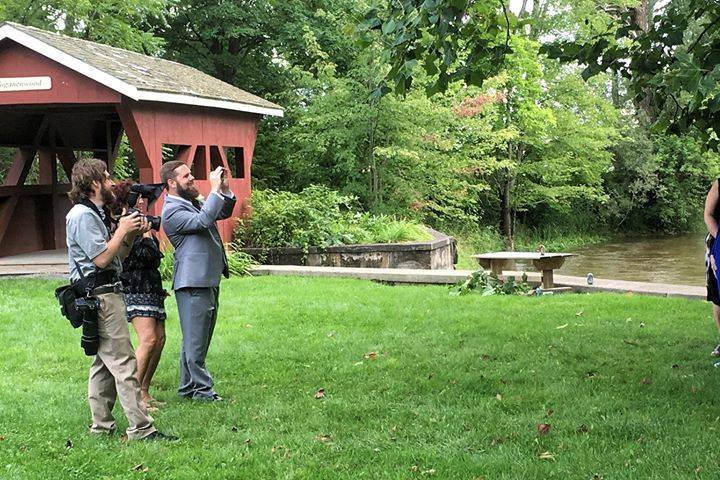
[554,234,707,286]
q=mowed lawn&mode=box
[0,275,719,479]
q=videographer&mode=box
[160,161,235,401]
[65,159,175,441]
[110,180,168,411]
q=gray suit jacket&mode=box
[162,192,236,290]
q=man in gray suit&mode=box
[160,161,236,401]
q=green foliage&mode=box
[226,246,258,277]
[449,269,530,296]
[604,122,720,233]
[158,245,174,281]
[0,0,167,53]
[543,0,720,146]
[235,186,431,249]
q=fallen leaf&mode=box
[641,377,651,385]
[422,469,436,476]
[537,423,551,435]
[231,426,238,432]
[626,291,634,296]
[586,371,597,378]
[65,439,73,449]
[556,324,568,329]
[695,466,703,475]
[316,434,332,442]
[577,424,589,433]
[623,339,640,346]
[261,384,268,389]
[373,447,381,452]
[592,475,604,480]
[495,393,502,401]
[132,464,145,472]
[546,408,554,416]
[575,311,584,316]
[639,322,645,328]
[692,385,699,393]
[244,438,251,444]
[427,372,434,379]
[0,435,5,441]
[410,466,419,472]
[314,388,326,399]
[354,361,364,366]
[364,351,378,360]
[245,324,253,328]
[672,364,680,369]
[538,451,555,461]
[491,436,504,445]
[327,332,336,339]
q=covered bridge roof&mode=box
[0,22,283,117]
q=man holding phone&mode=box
[160,163,235,401]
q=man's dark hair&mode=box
[68,158,107,204]
[160,160,186,187]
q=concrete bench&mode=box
[471,252,575,289]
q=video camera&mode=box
[126,183,164,231]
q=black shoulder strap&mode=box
[79,199,112,231]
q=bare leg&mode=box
[131,316,158,404]
[141,321,166,402]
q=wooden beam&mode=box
[3,149,36,186]
[0,196,19,249]
[0,185,70,197]
[38,150,55,185]
[56,149,76,179]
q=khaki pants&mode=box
[88,292,156,440]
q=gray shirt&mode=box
[66,203,122,282]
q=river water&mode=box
[553,234,707,286]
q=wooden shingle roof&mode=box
[0,22,283,117]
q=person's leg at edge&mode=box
[713,304,720,356]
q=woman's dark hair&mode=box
[68,158,107,204]
[109,179,135,216]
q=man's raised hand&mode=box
[209,166,224,192]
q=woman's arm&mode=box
[705,179,719,237]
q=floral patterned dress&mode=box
[120,235,167,321]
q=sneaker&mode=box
[711,344,720,357]
[141,431,179,441]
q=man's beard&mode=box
[177,183,199,202]
[100,184,115,205]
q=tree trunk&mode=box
[632,0,656,121]
[611,71,621,107]
[500,176,514,250]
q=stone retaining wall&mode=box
[241,229,457,270]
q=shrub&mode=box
[235,186,432,249]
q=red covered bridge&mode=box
[0,22,283,258]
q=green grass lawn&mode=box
[0,276,719,479]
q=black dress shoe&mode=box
[141,431,179,441]
[192,393,223,402]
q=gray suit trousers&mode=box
[175,287,219,399]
